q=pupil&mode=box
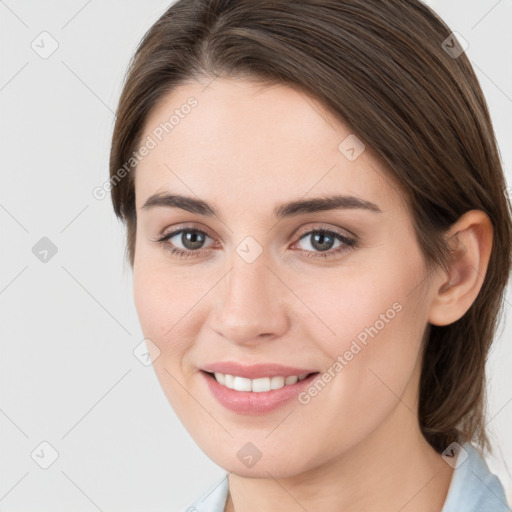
[312,232,333,252]
[183,231,204,250]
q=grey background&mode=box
[0,0,511,510]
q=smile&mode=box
[210,371,312,392]
[200,370,321,415]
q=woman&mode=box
[108,0,511,510]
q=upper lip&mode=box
[200,362,319,380]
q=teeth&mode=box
[213,372,310,392]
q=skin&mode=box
[132,76,493,512]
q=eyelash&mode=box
[152,225,357,260]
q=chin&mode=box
[202,441,315,479]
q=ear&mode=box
[428,210,493,326]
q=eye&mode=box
[292,227,357,259]
[153,227,215,259]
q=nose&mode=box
[208,256,290,345]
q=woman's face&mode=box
[133,77,439,476]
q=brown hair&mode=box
[109,0,512,457]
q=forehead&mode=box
[134,77,405,216]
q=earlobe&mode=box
[428,210,493,326]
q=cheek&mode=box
[133,257,219,367]
[133,263,200,416]
[133,267,166,341]
[294,253,424,353]
[133,260,190,356]
[297,244,428,404]
[283,266,427,461]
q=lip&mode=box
[200,361,318,379]
[199,369,320,415]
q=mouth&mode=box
[201,370,320,392]
[200,369,321,415]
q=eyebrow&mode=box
[141,192,383,218]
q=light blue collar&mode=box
[441,442,510,511]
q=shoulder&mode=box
[441,442,511,512]
[177,473,229,512]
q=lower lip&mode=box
[200,370,320,415]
